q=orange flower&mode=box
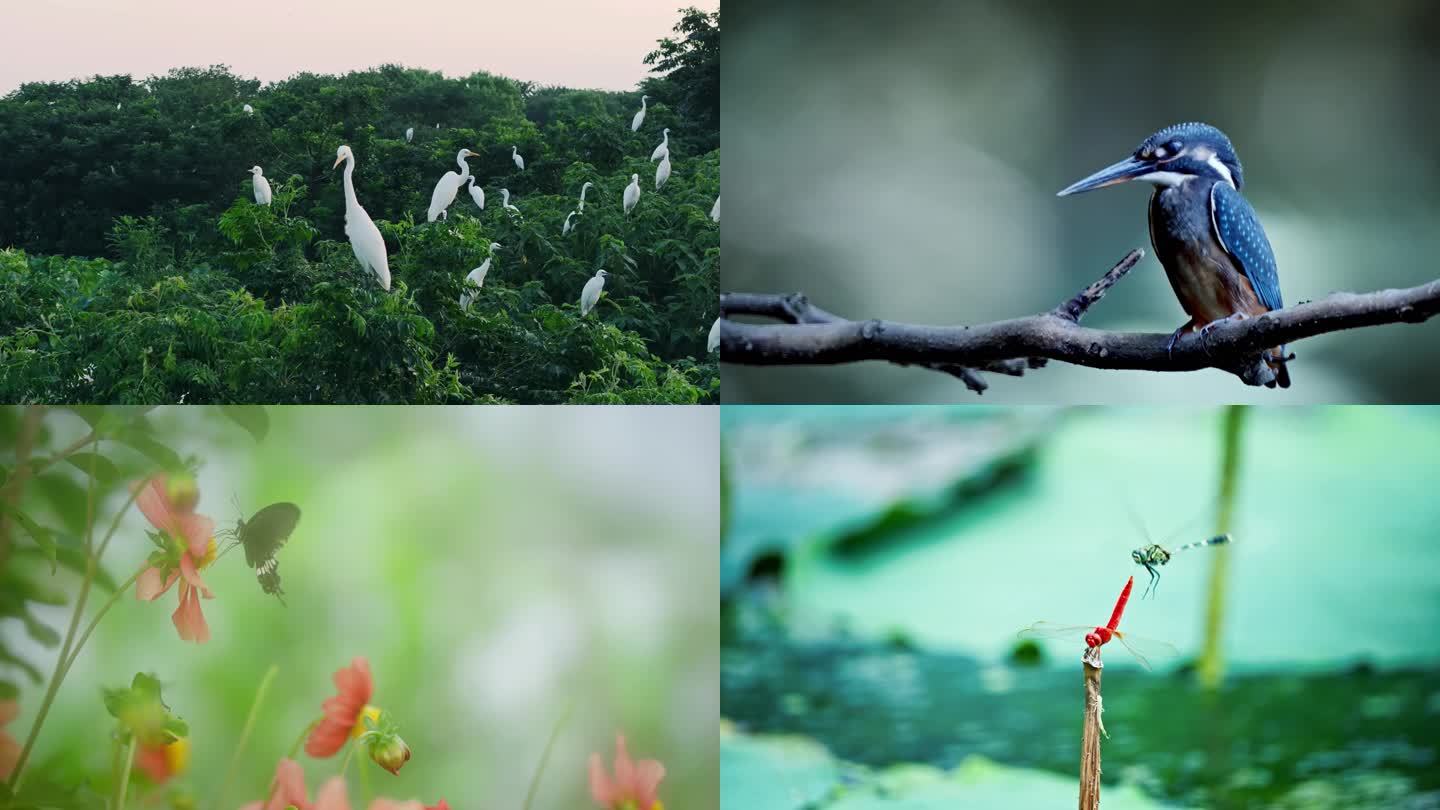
[0,700,21,780]
[306,658,377,758]
[135,737,190,784]
[239,757,311,810]
[133,475,218,643]
[426,802,450,810]
[589,734,665,810]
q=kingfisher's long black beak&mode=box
[1057,155,1154,197]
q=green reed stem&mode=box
[214,664,279,810]
[522,701,575,810]
[1198,405,1247,690]
[113,734,137,810]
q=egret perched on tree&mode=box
[623,174,640,216]
[580,269,609,316]
[650,128,670,162]
[500,188,520,215]
[427,148,479,222]
[249,166,272,206]
[460,242,502,311]
[406,127,414,143]
[708,318,721,353]
[655,153,671,190]
[333,145,390,290]
[578,181,594,213]
[243,103,254,114]
[467,176,485,211]
[562,210,577,236]
[631,95,648,132]
[511,146,525,171]
[710,195,720,222]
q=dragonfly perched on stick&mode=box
[1019,576,1176,670]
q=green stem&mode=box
[1198,405,1246,690]
[60,567,147,681]
[358,754,373,803]
[339,737,360,778]
[214,664,279,810]
[113,735,137,810]
[286,719,321,761]
[522,701,575,810]
[8,445,116,792]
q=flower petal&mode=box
[172,585,210,643]
[589,752,620,806]
[134,476,179,535]
[135,566,176,601]
[0,730,20,781]
[312,777,352,810]
[176,512,215,559]
[612,734,637,796]
[179,554,214,599]
[632,758,667,810]
[266,757,310,810]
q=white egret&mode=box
[580,269,609,316]
[710,195,720,222]
[249,166,272,205]
[630,95,648,132]
[578,181,594,213]
[511,146,525,171]
[406,127,414,143]
[243,103,254,114]
[467,176,485,211]
[708,318,721,353]
[623,174,640,216]
[460,242,503,311]
[655,153,671,190]
[562,210,577,236]
[333,145,391,291]
[650,128,670,162]
[500,188,520,215]
[426,148,479,223]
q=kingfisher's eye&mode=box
[1167,139,1183,153]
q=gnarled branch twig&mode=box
[719,248,1440,391]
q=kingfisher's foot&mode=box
[1165,319,1197,359]
[1198,312,1250,357]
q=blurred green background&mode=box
[720,405,1440,808]
[721,0,1440,404]
[3,406,717,807]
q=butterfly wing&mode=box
[240,503,301,567]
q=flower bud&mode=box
[165,475,200,512]
[368,732,411,775]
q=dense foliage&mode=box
[0,9,719,404]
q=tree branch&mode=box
[719,249,1440,391]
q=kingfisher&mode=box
[1058,122,1290,388]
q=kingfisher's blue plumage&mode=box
[1057,121,1291,388]
[1211,181,1281,312]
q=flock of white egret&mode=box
[242,94,717,343]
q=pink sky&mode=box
[1,0,717,93]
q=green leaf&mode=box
[0,505,57,569]
[31,472,88,538]
[105,672,187,745]
[221,405,270,442]
[0,642,43,684]
[22,612,60,647]
[0,679,17,700]
[64,452,121,484]
[50,543,118,593]
[112,430,185,473]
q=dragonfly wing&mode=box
[1017,622,1094,641]
[1113,631,1178,670]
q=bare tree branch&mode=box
[719,248,1440,390]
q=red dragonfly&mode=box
[1019,575,1176,670]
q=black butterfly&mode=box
[236,503,301,603]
